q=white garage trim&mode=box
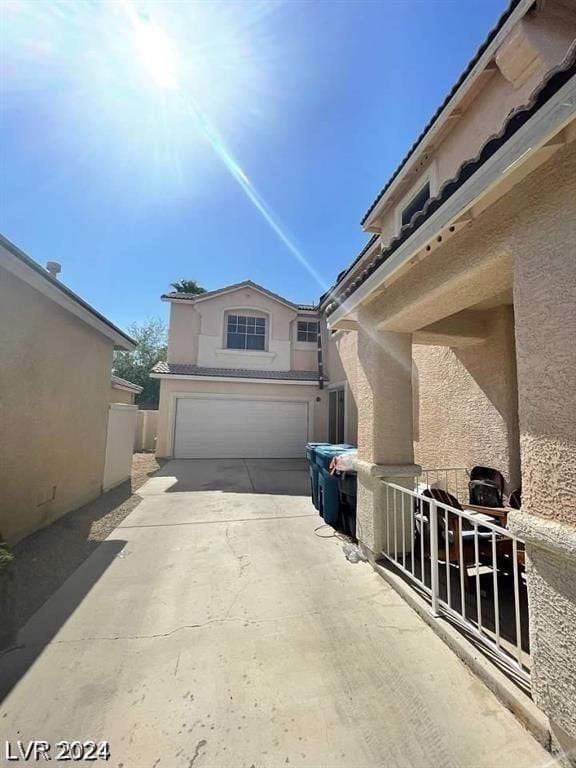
[167,392,314,458]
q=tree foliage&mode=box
[113,318,168,407]
[170,279,207,295]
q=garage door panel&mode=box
[174,397,309,459]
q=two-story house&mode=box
[321,0,576,753]
[152,281,349,459]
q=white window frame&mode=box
[293,317,319,350]
[296,319,319,342]
[222,308,269,352]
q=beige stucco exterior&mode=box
[327,132,576,746]
[156,283,329,458]
[343,6,576,285]
[0,267,115,544]
[109,385,135,405]
[322,2,576,740]
[325,330,359,445]
[413,305,520,490]
[167,286,318,373]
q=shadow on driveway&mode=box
[146,458,312,497]
[0,538,127,702]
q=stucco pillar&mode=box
[507,223,576,750]
[354,315,420,557]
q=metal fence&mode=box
[420,467,469,501]
[380,480,530,685]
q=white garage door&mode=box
[174,397,309,459]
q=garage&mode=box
[173,397,309,459]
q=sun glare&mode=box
[134,17,178,91]
[0,0,327,287]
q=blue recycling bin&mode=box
[316,445,355,526]
[305,442,330,510]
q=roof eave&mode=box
[150,372,321,385]
[329,72,576,326]
[360,0,533,230]
[0,235,136,351]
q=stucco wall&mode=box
[510,142,576,526]
[413,305,520,490]
[0,267,114,544]
[167,303,200,364]
[109,386,135,405]
[375,12,575,249]
[291,348,317,371]
[156,378,326,457]
[102,404,138,491]
[134,409,159,452]
[167,287,319,373]
[326,330,359,445]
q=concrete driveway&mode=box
[0,459,547,767]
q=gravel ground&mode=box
[5,453,166,644]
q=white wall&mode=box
[103,404,138,492]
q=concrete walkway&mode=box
[0,460,548,768]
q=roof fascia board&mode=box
[112,381,143,393]
[150,373,319,385]
[1,242,136,351]
[320,237,381,309]
[362,0,534,230]
[330,76,576,326]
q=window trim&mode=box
[223,309,269,352]
[296,319,319,344]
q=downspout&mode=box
[317,317,325,390]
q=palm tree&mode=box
[170,279,207,295]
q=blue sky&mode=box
[0,0,508,330]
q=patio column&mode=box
[507,201,576,752]
[354,312,420,558]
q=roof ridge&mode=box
[162,279,318,310]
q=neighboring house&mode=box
[152,281,345,459]
[0,235,136,544]
[322,0,576,752]
[110,374,143,405]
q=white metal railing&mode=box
[380,481,530,684]
[420,467,469,501]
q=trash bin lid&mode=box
[315,445,355,470]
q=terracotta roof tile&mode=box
[326,45,576,314]
[151,362,323,382]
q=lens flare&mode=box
[135,18,178,90]
[1,0,328,290]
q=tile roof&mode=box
[111,374,143,393]
[326,45,576,315]
[319,234,379,306]
[360,0,523,226]
[162,280,318,313]
[151,361,323,382]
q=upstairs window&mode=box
[401,182,430,228]
[226,314,266,351]
[297,320,319,343]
